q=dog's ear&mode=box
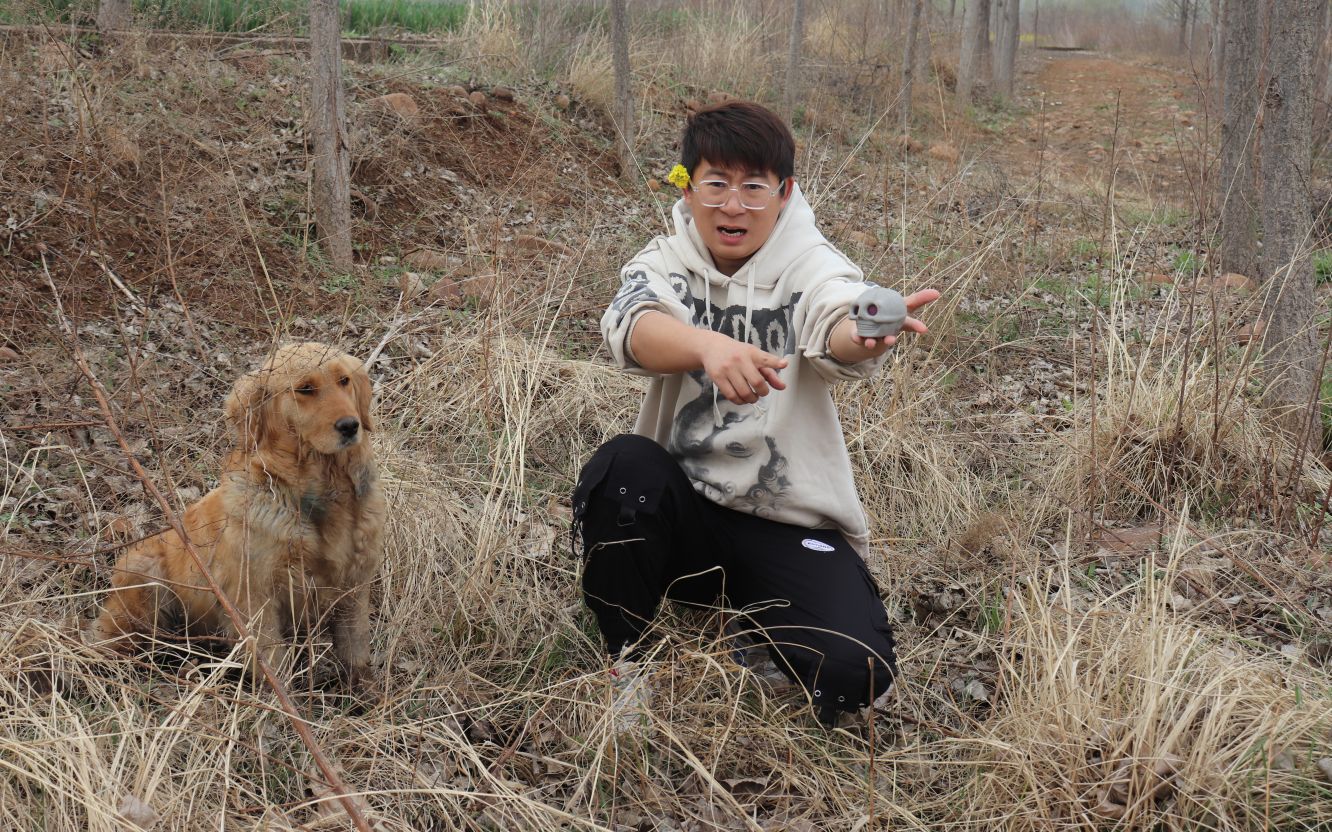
[224,371,272,451]
[351,364,375,433]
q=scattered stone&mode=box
[511,234,575,258]
[1091,524,1162,555]
[370,92,419,118]
[378,255,398,265]
[427,277,464,306]
[1235,319,1265,344]
[842,230,877,249]
[445,84,468,98]
[118,794,158,829]
[1191,272,1256,294]
[1216,272,1256,292]
[554,93,571,110]
[404,248,453,271]
[491,85,515,102]
[897,134,924,153]
[397,271,427,300]
[468,91,488,108]
[927,142,960,164]
[1317,758,1332,784]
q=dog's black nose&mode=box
[335,417,360,439]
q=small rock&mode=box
[378,255,397,265]
[1216,272,1256,292]
[404,248,453,271]
[511,234,575,258]
[554,93,571,110]
[897,134,924,153]
[427,277,464,306]
[446,84,468,98]
[397,271,427,300]
[927,142,960,164]
[491,85,515,102]
[1189,272,1255,294]
[843,230,877,249]
[1317,758,1332,783]
[118,794,158,829]
[1235,319,1266,344]
[468,91,487,108]
[370,92,419,118]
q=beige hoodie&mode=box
[601,184,887,554]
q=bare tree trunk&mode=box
[901,0,925,133]
[1033,0,1040,47]
[785,0,806,119]
[980,0,993,71]
[1209,0,1225,92]
[310,0,353,269]
[992,0,1020,98]
[1178,0,1191,50]
[97,0,130,32]
[609,0,634,180]
[1260,0,1321,448]
[957,0,989,107]
[1218,0,1260,280]
[916,1,933,79]
[950,0,958,27]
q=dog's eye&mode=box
[339,376,350,387]
[295,384,316,396]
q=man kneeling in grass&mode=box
[573,100,940,731]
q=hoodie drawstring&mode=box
[704,278,723,426]
[744,272,769,421]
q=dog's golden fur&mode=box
[93,343,386,687]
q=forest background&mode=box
[2,0,1332,829]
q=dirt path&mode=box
[997,51,1208,208]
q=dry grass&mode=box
[3,3,1332,830]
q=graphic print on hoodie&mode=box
[601,184,888,554]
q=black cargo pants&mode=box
[573,433,896,719]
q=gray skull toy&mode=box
[849,286,908,340]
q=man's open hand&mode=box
[836,288,942,360]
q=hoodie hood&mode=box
[665,183,832,290]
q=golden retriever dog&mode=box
[93,342,386,689]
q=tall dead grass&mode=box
[4,4,1332,831]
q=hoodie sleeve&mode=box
[601,249,695,374]
[797,274,890,382]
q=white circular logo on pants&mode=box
[801,538,835,552]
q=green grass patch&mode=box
[7,0,468,34]
[1314,250,1332,285]
[1171,248,1201,276]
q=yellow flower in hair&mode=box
[667,164,691,189]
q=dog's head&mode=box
[225,342,374,457]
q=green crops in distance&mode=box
[7,0,469,34]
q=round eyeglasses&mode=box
[691,179,783,210]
